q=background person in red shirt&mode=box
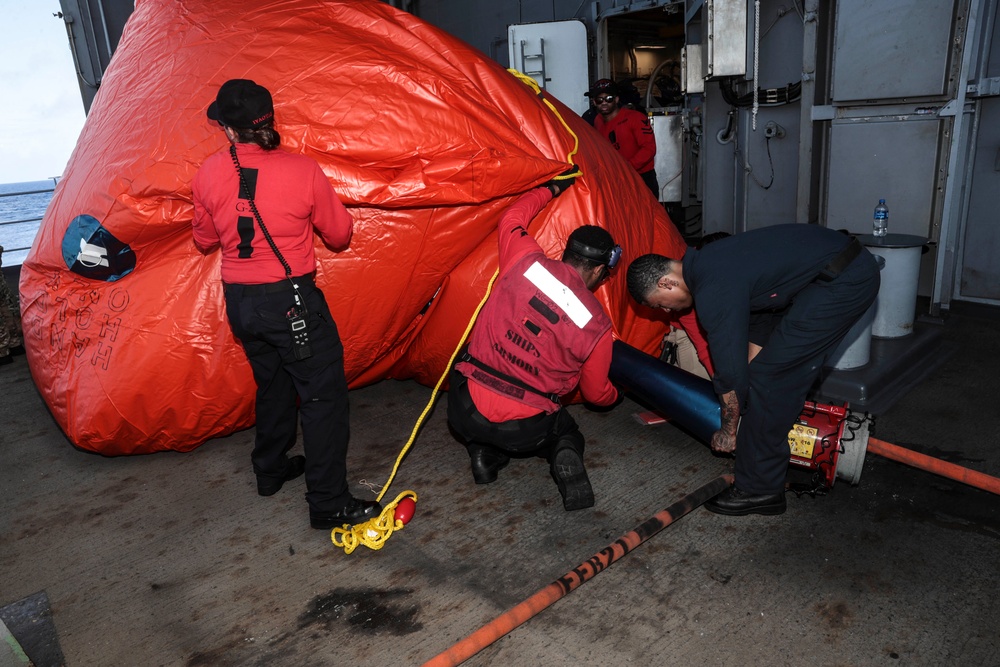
[447,173,622,511]
[591,79,659,199]
[192,79,380,531]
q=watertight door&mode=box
[507,20,589,116]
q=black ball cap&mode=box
[586,78,617,97]
[207,79,274,129]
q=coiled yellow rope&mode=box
[331,490,418,554]
[330,69,582,554]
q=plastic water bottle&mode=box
[873,199,888,237]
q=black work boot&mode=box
[468,444,510,484]
[705,485,786,516]
[310,497,383,529]
[550,433,594,511]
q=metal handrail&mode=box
[0,183,55,261]
[0,216,44,227]
[0,189,53,198]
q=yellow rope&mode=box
[331,269,501,552]
[331,490,418,554]
[506,68,581,175]
[330,69,582,553]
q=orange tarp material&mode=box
[19,0,688,455]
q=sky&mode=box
[0,0,88,184]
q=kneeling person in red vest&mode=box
[447,173,622,511]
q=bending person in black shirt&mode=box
[626,225,880,516]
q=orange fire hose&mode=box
[422,474,733,667]
[867,437,1000,496]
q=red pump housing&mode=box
[786,401,870,488]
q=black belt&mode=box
[459,351,561,406]
[452,370,550,430]
[224,275,313,296]
[817,237,862,282]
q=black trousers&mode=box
[224,276,351,513]
[447,368,582,458]
[640,169,660,200]
[734,252,881,494]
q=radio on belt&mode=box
[287,305,312,360]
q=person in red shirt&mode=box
[447,172,622,511]
[591,79,659,199]
[192,79,380,530]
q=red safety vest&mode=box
[457,253,612,414]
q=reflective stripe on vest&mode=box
[523,261,593,329]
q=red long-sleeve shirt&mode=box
[595,108,656,175]
[468,188,619,422]
[192,144,352,284]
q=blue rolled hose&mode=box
[609,340,721,443]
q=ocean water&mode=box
[0,180,56,268]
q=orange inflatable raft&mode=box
[19,0,687,454]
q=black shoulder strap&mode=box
[230,145,293,280]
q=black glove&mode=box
[542,165,581,197]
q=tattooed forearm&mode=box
[719,390,740,435]
[710,390,741,454]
